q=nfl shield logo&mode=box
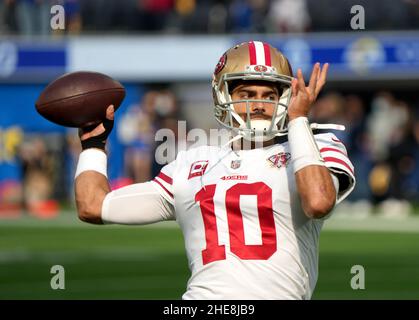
[231,160,241,169]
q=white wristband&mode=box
[288,117,325,173]
[75,149,108,179]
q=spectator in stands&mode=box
[228,0,270,33]
[268,0,311,33]
[151,88,180,175]
[117,91,157,183]
[64,0,82,34]
[342,94,372,202]
[405,0,419,29]
[207,1,228,33]
[137,0,174,32]
[387,102,418,202]
[366,92,409,162]
[0,1,7,34]
[310,92,345,135]
[65,128,82,203]
[14,0,51,37]
[2,0,418,34]
[18,136,58,216]
[117,88,180,183]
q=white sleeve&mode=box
[101,181,175,225]
[315,133,356,204]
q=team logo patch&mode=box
[188,160,209,179]
[214,53,227,75]
[230,160,241,169]
[267,152,291,168]
[254,65,268,72]
[246,65,276,73]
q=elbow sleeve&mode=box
[101,182,175,225]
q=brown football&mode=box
[35,71,125,127]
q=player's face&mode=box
[230,82,280,124]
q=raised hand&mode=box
[287,63,329,121]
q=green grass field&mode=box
[1,214,419,299]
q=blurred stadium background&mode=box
[1,0,419,299]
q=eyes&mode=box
[236,90,279,101]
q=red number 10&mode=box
[195,182,277,265]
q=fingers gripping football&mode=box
[79,105,115,151]
[288,63,329,121]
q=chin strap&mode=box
[222,131,246,149]
[222,122,346,149]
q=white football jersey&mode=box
[151,132,355,300]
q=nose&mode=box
[250,100,266,114]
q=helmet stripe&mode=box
[254,41,266,65]
[248,41,257,65]
[263,42,272,66]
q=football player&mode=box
[74,41,355,299]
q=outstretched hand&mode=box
[287,63,329,121]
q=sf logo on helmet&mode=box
[214,53,227,75]
[254,65,268,72]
